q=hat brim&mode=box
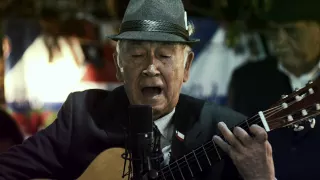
[106,31,200,44]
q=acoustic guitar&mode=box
[77,78,320,180]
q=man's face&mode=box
[266,21,320,67]
[114,41,194,119]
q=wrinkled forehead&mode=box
[121,40,186,50]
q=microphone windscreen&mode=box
[128,105,153,133]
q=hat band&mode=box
[119,20,189,40]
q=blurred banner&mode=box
[3,18,122,137]
[182,18,266,105]
[3,17,265,137]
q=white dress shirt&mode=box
[154,108,175,166]
[278,61,320,90]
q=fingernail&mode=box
[212,135,217,141]
[218,121,225,126]
[212,135,220,140]
[218,122,226,127]
[213,135,223,143]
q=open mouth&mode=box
[141,87,163,97]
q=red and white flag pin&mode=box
[175,130,185,141]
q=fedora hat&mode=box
[107,0,200,44]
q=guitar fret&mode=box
[176,160,185,180]
[158,120,262,179]
[168,164,175,180]
[202,145,211,166]
[192,150,202,172]
[184,155,194,177]
[211,140,221,160]
[161,169,167,180]
[245,119,250,129]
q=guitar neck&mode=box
[157,115,264,180]
[154,78,320,179]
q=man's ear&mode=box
[113,52,124,82]
[183,51,194,82]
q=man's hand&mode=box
[213,122,275,180]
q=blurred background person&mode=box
[228,0,320,179]
[228,20,320,117]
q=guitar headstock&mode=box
[265,77,320,131]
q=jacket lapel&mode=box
[170,94,205,159]
[95,86,207,158]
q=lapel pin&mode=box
[175,130,185,141]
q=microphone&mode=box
[128,105,159,180]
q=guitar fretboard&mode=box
[157,117,264,180]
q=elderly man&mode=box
[0,0,274,179]
[228,1,320,179]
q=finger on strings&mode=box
[212,135,230,154]
[249,124,268,143]
[233,126,252,146]
[217,122,242,149]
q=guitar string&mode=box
[159,105,284,179]
[159,100,317,179]
[160,108,320,180]
[267,108,319,128]
[160,110,320,180]
[159,104,284,178]
[232,98,315,129]
[159,89,317,178]
[237,101,296,127]
[236,90,316,127]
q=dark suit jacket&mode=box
[0,86,245,180]
[228,57,320,180]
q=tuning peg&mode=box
[282,102,288,109]
[287,115,293,122]
[309,118,316,128]
[301,109,308,116]
[293,124,305,132]
[308,80,313,84]
[295,95,302,101]
[316,104,320,110]
[281,95,288,99]
[309,88,315,94]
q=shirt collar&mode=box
[278,60,320,81]
[154,108,175,139]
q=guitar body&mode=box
[78,148,128,180]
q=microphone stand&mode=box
[142,150,159,179]
[134,132,159,180]
[127,105,162,180]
